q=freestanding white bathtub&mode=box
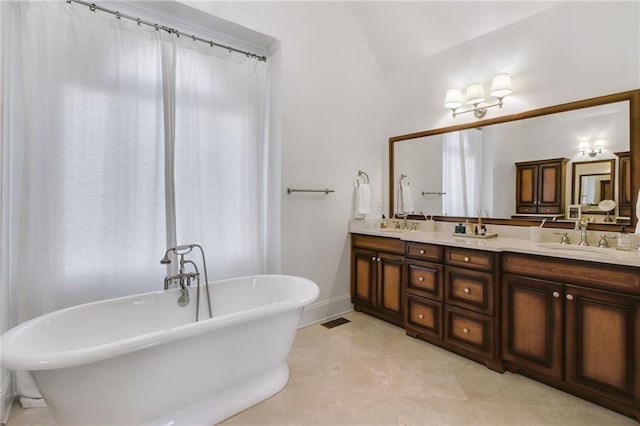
[1,274,319,425]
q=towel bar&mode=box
[421,191,446,196]
[287,188,335,195]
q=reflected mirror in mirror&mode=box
[572,159,615,210]
[391,97,631,225]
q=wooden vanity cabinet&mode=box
[404,243,502,371]
[515,158,568,214]
[351,234,404,326]
[502,252,640,420]
[404,242,444,341]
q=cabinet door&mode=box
[565,285,639,403]
[537,161,565,213]
[378,252,404,320]
[515,164,539,213]
[616,151,631,217]
[502,274,563,380]
[352,248,377,307]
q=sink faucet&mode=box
[396,213,408,229]
[578,220,590,246]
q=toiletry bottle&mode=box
[617,226,631,251]
[380,214,387,229]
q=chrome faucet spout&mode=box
[578,220,590,246]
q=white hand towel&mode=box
[355,183,371,218]
[399,183,414,214]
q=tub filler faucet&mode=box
[160,244,213,321]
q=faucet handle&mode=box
[598,234,617,248]
[554,232,570,245]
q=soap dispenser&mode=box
[617,226,631,251]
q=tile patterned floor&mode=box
[6,311,638,425]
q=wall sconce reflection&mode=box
[580,139,605,157]
[444,73,512,119]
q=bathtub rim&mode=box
[1,274,319,371]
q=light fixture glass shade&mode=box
[594,139,606,148]
[444,89,463,109]
[465,83,485,105]
[579,141,590,151]
[490,73,512,98]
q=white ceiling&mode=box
[346,1,559,72]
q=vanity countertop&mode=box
[349,222,640,268]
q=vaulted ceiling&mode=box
[346,1,559,72]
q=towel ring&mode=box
[357,170,370,186]
[400,174,409,186]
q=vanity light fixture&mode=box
[444,73,512,119]
[580,139,605,157]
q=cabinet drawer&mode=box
[502,252,640,295]
[405,295,443,340]
[445,247,495,272]
[445,266,495,315]
[405,242,443,262]
[406,260,443,300]
[538,206,561,214]
[444,305,495,359]
[351,234,404,255]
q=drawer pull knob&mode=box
[462,327,470,334]
[464,256,470,263]
[566,294,574,301]
[552,291,560,298]
[419,249,425,254]
[418,314,424,319]
[463,288,470,294]
[418,276,424,282]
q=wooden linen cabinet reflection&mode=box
[515,158,568,214]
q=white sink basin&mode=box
[536,243,610,257]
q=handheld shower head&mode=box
[160,251,171,264]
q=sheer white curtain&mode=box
[173,41,269,280]
[442,129,485,216]
[2,0,272,404]
[4,2,167,323]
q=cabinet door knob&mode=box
[418,276,424,282]
[552,291,560,298]
[371,256,376,261]
[418,314,424,319]
[463,288,470,294]
[464,256,470,263]
[566,294,574,301]
[462,328,470,334]
[377,257,381,262]
[419,249,425,254]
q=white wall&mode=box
[383,2,640,215]
[184,1,385,324]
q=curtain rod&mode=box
[66,0,267,62]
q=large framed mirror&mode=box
[389,89,640,230]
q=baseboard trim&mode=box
[0,370,13,425]
[299,294,353,328]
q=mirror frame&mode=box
[389,89,640,231]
